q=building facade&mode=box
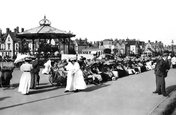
[0,28,20,58]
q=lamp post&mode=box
[171,40,174,55]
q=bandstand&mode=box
[16,16,76,59]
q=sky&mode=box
[0,0,176,45]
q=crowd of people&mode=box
[1,53,176,96]
[40,54,163,93]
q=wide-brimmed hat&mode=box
[70,57,76,61]
[24,57,32,61]
[162,53,168,57]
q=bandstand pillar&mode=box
[68,38,70,54]
[59,38,61,55]
[63,38,65,54]
[32,38,35,55]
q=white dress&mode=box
[65,62,74,91]
[18,62,33,94]
[171,57,176,65]
[73,62,87,90]
[42,60,51,74]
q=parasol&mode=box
[14,54,32,63]
[104,60,115,65]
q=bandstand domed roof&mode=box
[16,16,75,39]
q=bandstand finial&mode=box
[39,15,51,26]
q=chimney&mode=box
[21,28,24,32]
[14,28,17,33]
[16,26,19,33]
[0,28,2,36]
[6,28,10,33]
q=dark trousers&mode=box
[173,64,176,68]
[155,75,166,95]
[1,71,12,86]
[30,72,40,89]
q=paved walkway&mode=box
[0,68,176,115]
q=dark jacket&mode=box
[32,60,40,73]
[154,59,170,77]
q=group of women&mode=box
[64,57,87,92]
[18,56,87,95]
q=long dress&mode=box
[73,62,87,90]
[42,60,51,75]
[18,62,33,94]
[65,62,74,91]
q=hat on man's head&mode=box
[31,56,36,60]
[24,57,32,61]
[162,53,168,57]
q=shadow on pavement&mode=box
[83,84,110,92]
[166,85,176,94]
[35,84,54,89]
[12,83,19,88]
[0,83,19,90]
[0,96,10,101]
[38,83,49,86]
[0,93,71,111]
[29,85,61,95]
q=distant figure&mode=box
[42,59,51,75]
[18,58,33,95]
[171,55,176,68]
[0,62,14,87]
[153,53,170,97]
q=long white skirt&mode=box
[18,72,31,94]
[65,72,74,91]
[73,70,87,90]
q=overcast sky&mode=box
[0,0,176,45]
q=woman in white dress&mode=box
[18,58,33,95]
[72,58,87,92]
[42,59,51,75]
[64,59,74,92]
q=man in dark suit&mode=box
[30,57,40,89]
[153,53,170,96]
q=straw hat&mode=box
[24,57,32,61]
[70,57,76,61]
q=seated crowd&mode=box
[44,55,159,86]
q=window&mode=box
[8,37,10,41]
[8,43,10,50]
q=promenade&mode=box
[0,68,176,115]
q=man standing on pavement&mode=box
[30,57,40,89]
[153,53,170,96]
